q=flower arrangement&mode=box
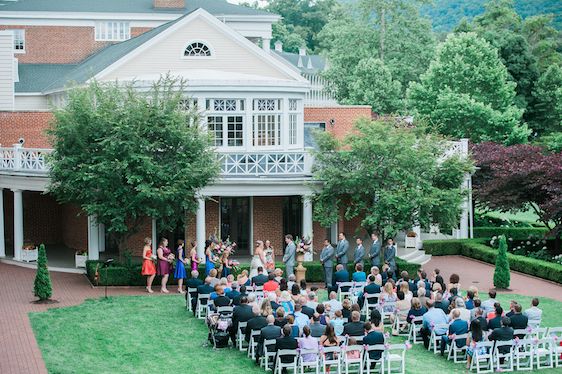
[295,236,313,254]
[22,242,36,250]
[406,231,417,238]
[75,249,88,256]
[166,253,175,264]
[213,237,237,267]
[229,260,240,275]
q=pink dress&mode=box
[156,247,172,275]
[191,252,198,271]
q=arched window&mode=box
[184,42,211,57]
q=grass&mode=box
[477,208,547,227]
[29,293,562,374]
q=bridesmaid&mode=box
[220,248,232,278]
[189,241,199,272]
[156,238,172,293]
[205,240,216,277]
[264,239,275,272]
[174,239,187,294]
[141,237,156,293]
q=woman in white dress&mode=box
[249,240,267,278]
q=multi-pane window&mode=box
[253,99,282,146]
[206,99,244,147]
[288,99,300,145]
[11,29,25,52]
[95,21,130,41]
[178,98,198,111]
[184,42,211,57]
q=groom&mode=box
[283,234,296,277]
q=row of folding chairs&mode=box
[337,282,368,303]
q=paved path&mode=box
[424,255,562,302]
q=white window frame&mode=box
[288,99,300,146]
[11,29,25,53]
[95,21,130,41]
[252,99,282,148]
[182,40,215,59]
[206,99,245,148]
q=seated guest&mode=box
[274,307,288,328]
[290,284,301,303]
[293,303,310,332]
[506,300,518,318]
[389,290,410,328]
[378,282,397,313]
[330,309,345,336]
[226,281,241,304]
[448,273,461,294]
[237,270,251,287]
[342,311,365,337]
[352,263,367,282]
[300,296,315,318]
[226,274,235,288]
[278,291,295,314]
[351,303,367,322]
[274,268,284,283]
[186,270,204,312]
[279,278,288,291]
[370,266,383,286]
[417,287,429,309]
[256,315,282,365]
[268,292,280,311]
[418,270,431,291]
[286,314,300,338]
[400,282,413,303]
[248,293,259,315]
[434,293,449,314]
[260,297,273,317]
[487,305,503,330]
[251,267,268,286]
[298,326,319,363]
[231,296,255,345]
[330,264,350,293]
[320,324,340,363]
[306,292,319,311]
[245,308,268,343]
[369,309,384,332]
[481,290,498,314]
[363,321,385,368]
[433,268,445,291]
[209,269,219,287]
[407,297,427,324]
[359,275,381,309]
[212,285,231,309]
[324,291,343,316]
[523,298,542,326]
[275,325,298,373]
[299,279,308,295]
[449,298,471,322]
[286,273,296,290]
[466,317,486,370]
[263,273,280,292]
[447,287,460,307]
[341,298,352,320]
[421,299,448,349]
[465,290,475,310]
[470,299,482,320]
[309,314,326,338]
[509,304,528,332]
[472,307,488,331]
[316,304,329,325]
[440,309,468,356]
[489,317,514,356]
[195,277,214,316]
[432,282,443,300]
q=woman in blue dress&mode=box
[174,239,187,294]
[204,240,216,276]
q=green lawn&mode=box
[29,293,562,374]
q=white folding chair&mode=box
[407,317,423,344]
[341,344,364,374]
[547,327,562,367]
[527,319,541,329]
[428,324,448,354]
[196,293,210,319]
[382,344,406,374]
[380,302,396,326]
[216,306,234,318]
[186,287,197,311]
[338,282,355,302]
[362,293,379,316]
[391,310,408,337]
[275,349,298,374]
[254,285,264,300]
[492,340,514,372]
[447,333,468,363]
[261,338,278,371]
[514,338,534,371]
[364,344,385,374]
[529,327,549,340]
[513,329,530,339]
[535,337,554,369]
[248,329,261,360]
[298,348,319,374]
[469,341,494,373]
[237,321,248,351]
[321,346,341,374]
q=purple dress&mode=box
[157,246,173,276]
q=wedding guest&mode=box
[466,318,485,369]
[379,282,397,312]
[407,297,428,324]
[440,309,468,356]
[470,299,483,320]
[156,238,173,293]
[320,324,340,372]
[279,291,295,314]
[316,303,330,325]
[523,298,542,326]
[448,273,461,295]
[346,337,361,359]
[325,291,343,316]
[189,241,199,272]
[306,292,318,311]
[275,307,288,327]
[354,237,365,268]
[264,240,275,272]
[330,309,345,336]
[208,269,219,287]
[341,298,352,320]
[509,304,528,332]
[488,305,503,330]
[274,325,298,372]
[274,268,284,283]
[293,303,311,331]
[298,326,319,363]
[286,314,300,338]
[363,321,385,369]
[251,266,268,286]
[370,266,383,286]
[417,287,430,310]
[174,239,187,294]
[220,248,232,278]
[212,285,230,309]
[370,309,385,332]
[204,240,216,277]
[352,263,367,282]
[290,284,301,303]
[400,282,413,303]
[435,293,450,314]
[256,315,282,365]
[465,290,475,310]
[450,298,471,322]
[237,269,251,287]
[186,270,203,311]
[263,273,279,292]
[141,237,157,293]
[351,303,366,322]
[420,299,448,349]
[343,311,364,337]
[310,314,326,338]
[227,281,241,304]
[481,290,498,314]
[231,296,254,345]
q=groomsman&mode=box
[354,237,365,267]
[320,239,335,289]
[335,232,349,267]
[283,234,296,276]
[384,239,396,273]
[369,233,381,268]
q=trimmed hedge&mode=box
[473,227,549,240]
[85,259,420,286]
[423,239,562,284]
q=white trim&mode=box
[0,12,280,22]
[180,39,215,59]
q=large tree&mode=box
[407,32,528,144]
[311,119,473,239]
[48,78,219,250]
[528,64,562,136]
[522,14,562,73]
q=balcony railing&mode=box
[0,145,50,174]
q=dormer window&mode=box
[184,41,212,57]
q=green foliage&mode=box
[473,226,549,240]
[493,235,511,288]
[311,119,473,238]
[47,78,219,249]
[271,22,307,53]
[522,14,562,73]
[407,32,528,144]
[536,132,562,153]
[33,244,53,301]
[529,64,562,136]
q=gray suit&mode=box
[335,239,349,266]
[354,244,365,266]
[283,242,296,276]
[384,244,396,273]
[369,240,381,267]
[320,244,335,288]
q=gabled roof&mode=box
[15,64,77,93]
[0,0,275,17]
[273,50,327,75]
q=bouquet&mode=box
[213,237,237,267]
[166,253,175,264]
[229,260,241,275]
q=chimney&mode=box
[274,40,283,52]
[298,46,306,56]
[153,0,185,9]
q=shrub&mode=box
[34,244,53,300]
[473,227,549,240]
[493,235,510,289]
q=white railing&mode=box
[302,73,338,107]
[0,144,51,174]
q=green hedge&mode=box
[85,259,420,286]
[473,227,549,240]
[423,239,562,284]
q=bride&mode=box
[249,240,267,278]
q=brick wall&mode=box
[304,106,372,141]
[131,27,152,38]
[126,218,153,256]
[61,204,87,251]
[253,197,284,255]
[312,221,327,252]
[0,112,53,148]
[184,198,220,246]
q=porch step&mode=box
[398,249,432,266]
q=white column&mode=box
[196,197,206,261]
[12,189,23,261]
[262,38,271,51]
[151,218,157,252]
[302,195,313,261]
[0,189,5,257]
[87,215,99,261]
[98,223,106,253]
[459,175,470,239]
[412,225,422,249]
[330,222,338,244]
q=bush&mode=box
[423,239,562,284]
[34,244,53,300]
[493,235,510,289]
[473,227,549,240]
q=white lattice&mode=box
[20,149,47,171]
[0,146,50,174]
[219,152,307,176]
[0,148,15,169]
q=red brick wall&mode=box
[61,204,88,251]
[0,112,53,148]
[253,197,284,255]
[131,27,152,37]
[304,106,372,141]
[313,221,327,253]
[154,0,185,8]
[126,218,153,256]
[184,198,220,245]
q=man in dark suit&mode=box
[226,282,241,305]
[230,285,247,306]
[489,317,514,355]
[369,233,381,268]
[358,275,381,309]
[440,309,468,356]
[231,296,254,345]
[245,311,268,343]
[275,325,298,373]
[343,311,365,337]
[363,321,385,367]
[329,264,350,293]
[509,304,528,333]
[488,305,503,330]
[195,277,214,316]
[434,293,449,314]
[309,314,326,338]
[301,299,315,319]
[185,270,203,312]
[212,285,231,309]
[473,307,488,331]
[256,315,282,365]
[251,266,268,286]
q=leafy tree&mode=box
[493,235,510,289]
[407,32,527,144]
[522,14,562,73]
[271,22,307,53]
[311,119,473,238]
[33,244,53,301]
[529,64,562,136]
[48,78,219,250]
[536,132,562,153]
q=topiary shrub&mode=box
[493,235,511,289]
[33,244,53,301]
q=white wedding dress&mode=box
[249,253,265,278]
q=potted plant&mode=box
[405,231,417,249]
[75,249,88,268]
[21,241,38,262]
